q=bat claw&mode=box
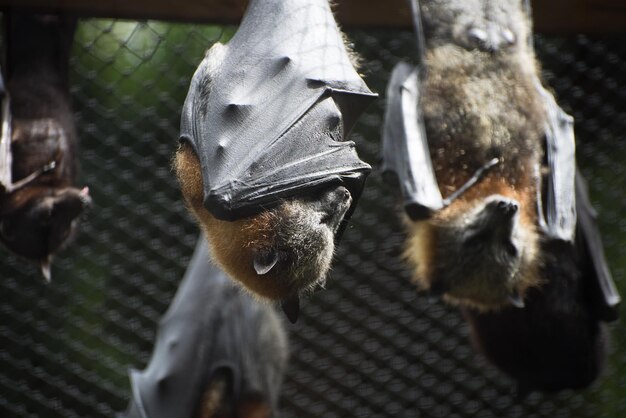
[281,295,300,324]
[40,257,52,283]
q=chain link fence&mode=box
[0,18,624,418]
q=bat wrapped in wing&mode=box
[382,0,619,392]
[120,238,288,418]
[175,0,376,317]
[0,14,91,281]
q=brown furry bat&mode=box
[382,0,619,392]
[403,0,545,309]
[0,14,91,281]
[175,0,374,321]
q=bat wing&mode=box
[180,0,376,222]
[0,69,12,193]
[381,61,443,220]
[575,170,620,322]
[122,239,232,418]
[535,83,577,242]
[121,238,288,418]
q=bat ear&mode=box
[253,251,279,276]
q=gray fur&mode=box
[413,0,546,306]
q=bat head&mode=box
[0,185,91,279]
[420,0,530,53]
[175,142,351,302]
[407,194,540,310]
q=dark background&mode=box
[0,20,624,417]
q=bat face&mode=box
[403,191,539,311]
[420,0,530,52]
[405,184,541,310]
[175,143,351,301]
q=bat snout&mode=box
[483,196,520,220]
[317,186,352,233]
[494,199,518,217]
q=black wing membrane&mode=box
[520,0,576,243]
[120,238,287,418]
[381,61,443,220]
[575,170,621,322]
[536,83,577,242]
[0,69,10,193]
[180,0,376,221]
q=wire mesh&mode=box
[0,19,625,418]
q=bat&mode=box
[174,0,376,321]
[120,237,289,418]
[0,13,91,281]
[382,0,619,392]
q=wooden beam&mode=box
[0,0,625,33]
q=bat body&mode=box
[382,0,619,391]
[175,0,375,318]
[0,14,90,280]
[121,238,288,418]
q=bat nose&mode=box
[496,199,519,216]
[318,186,352,230]
[483,196,520,220]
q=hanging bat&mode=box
[120,237,289,418]
[0,13,91,281]
[174,0,376,321]
[382,0,619,392]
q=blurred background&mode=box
[0,11,625,418]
